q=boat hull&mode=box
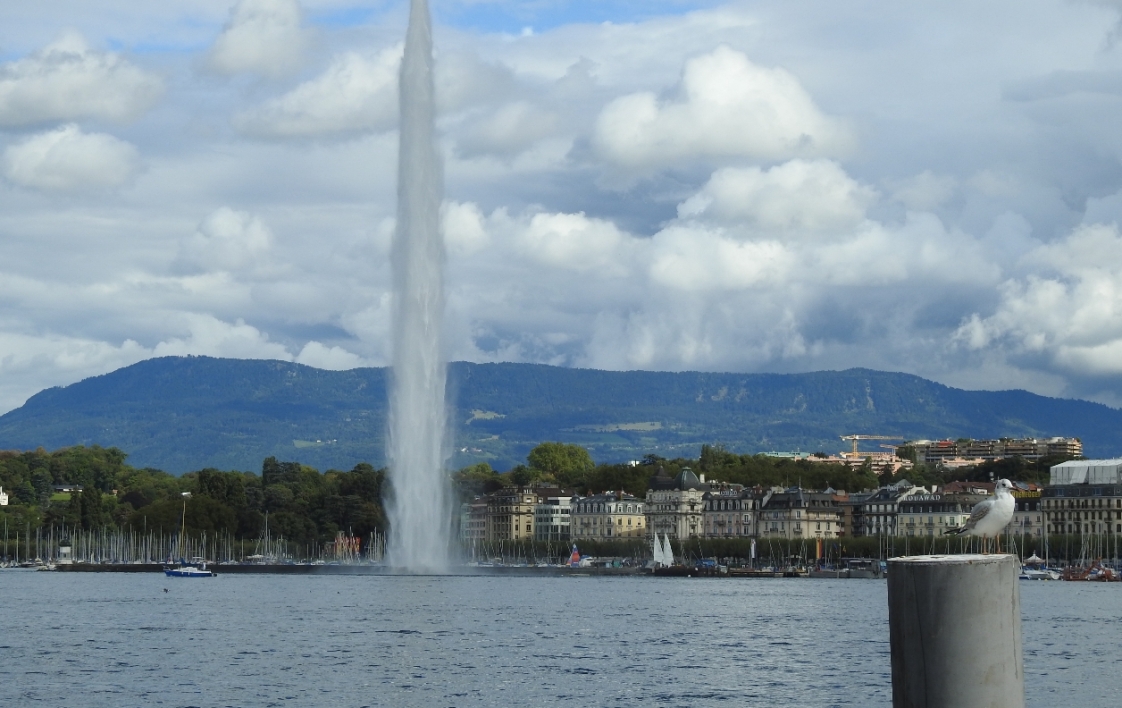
[164,566,215,577]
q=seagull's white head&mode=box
[995,479,1014,495]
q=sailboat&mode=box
[164,493,214,578]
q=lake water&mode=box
[0,571,1116,707]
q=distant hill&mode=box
[0,356,1116,474]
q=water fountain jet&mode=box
[386,0,450,573]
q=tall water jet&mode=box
[386,0,449,572]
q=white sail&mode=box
[662,534,674,566]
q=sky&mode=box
[4,0,1122,415]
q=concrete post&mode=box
[887,554,1024,708]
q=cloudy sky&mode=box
[3,0,1122,414]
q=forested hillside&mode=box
[0,356,1116,473]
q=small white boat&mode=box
[1019,567,1060,580]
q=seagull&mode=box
[944,478,1016,551]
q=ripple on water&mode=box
[0,574,1108,707]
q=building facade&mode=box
[459,499,488,542]
[534,492,573,541]
[908,437,1082,464]
[757,488,842,540]
[485,486,539,541]
[701,485,760,538]
[570,493,646,540]
[853,483,927,537]
[1044,460,1122,535]
[897,492,984,537]
[1007,486,1043,538]
[645,467,708,539]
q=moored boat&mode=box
[1019,567,1060,580]
[164,493,215,578]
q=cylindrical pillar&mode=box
[888,554,1024,708]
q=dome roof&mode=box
[673,467,703,491]
[648,466,706,491]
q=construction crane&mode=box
[840,434,903,458]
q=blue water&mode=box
[0,572,1115,707]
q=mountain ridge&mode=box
[0,356,1115,473]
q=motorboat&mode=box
[1019,567,1060,580]
[164,562,214,578]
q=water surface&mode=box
[0,572,1113,707]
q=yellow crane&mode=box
[840,434,903,458]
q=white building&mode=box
[646,467,708,540]
[534,492,573,541]
[0,486,7,506]
[1044,459,1122,536]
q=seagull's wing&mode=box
[962,499,993,531]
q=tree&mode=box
[78,486,102,530]
[454,462,502,497]
[509,465,537,487]
[527,442,594,487]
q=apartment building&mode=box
[1044,459,1122,535]
[459,498,488,542]
[757,488,842,540]
[908,437,1082,464]
[570,492,646,540]
[701,485,761,538]
[897,492,985,537]
[485,486,539,541]
[852,483,927,537]
[645,467,708,539]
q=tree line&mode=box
[0,441,1073,556]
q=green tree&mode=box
[454,462,502,497]
[509,464,538,487]
[527,442,594,487]
[78,486,102,530]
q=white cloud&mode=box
[234,48,400,138]
[0,331,149,412]
[0,31,162,127]
[592,45,850,173]
[678,160,875,234]
[295,341,366,370]
[177,207,273,273]
[206,0,310,78]
[648,225,793,291]
[3,124,140,191]
[515,211,633,275]
[442,201,490,257]
[9,0,1122,419]
[152,314,292,360]
[955,223,1122,374]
